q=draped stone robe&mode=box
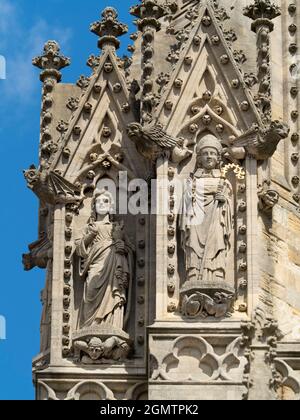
[180,168,233,285]
[76,221,131,330]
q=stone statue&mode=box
[179,134,234,298]
[75,189,134,332]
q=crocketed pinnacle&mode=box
[90,7,128,51]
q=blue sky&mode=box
[0,0,134,400]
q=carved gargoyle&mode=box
[23,165,82,205]
[74,336,131,364]
[181,292,234,319]
[227,121,290,161]
[22,234,52,271]
[127,122,192,163]
[258,183,279,214]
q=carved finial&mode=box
[130,0,166,31]
[32,40,70,83]
[243,0,281,32]
[90,7,128,51]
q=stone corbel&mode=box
[258,182,279,214]
[72,327,132,364]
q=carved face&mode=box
[198,147,220,170]
[23,167,39,186]
[95,194,112,215]
[87,344,104,360]
[127,123,142,140]
[270,120,290,139]
[262,190,279,208]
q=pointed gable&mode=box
[155,2,261,146]
[50,50,148,183]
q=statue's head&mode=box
[196,135,222,170]
[93,189,115,217]
[87,337,104,360]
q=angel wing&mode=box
[46,172,81,201]
[24,167,82,205]
[127,122,191,163]
[232,124,260,148]
[230,121,289,160]
[144,125,178,149]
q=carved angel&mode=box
[127,122,192,163]
[227,121,289,161]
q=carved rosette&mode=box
[281,3,300,207]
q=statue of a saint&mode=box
[76,190,134,331]
[180,134,233,290]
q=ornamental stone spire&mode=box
[243,0,281,32]
[90,7,128,51]
[32,40,70,83]
[130,0,166,31]
[130,1,168,124]
[243,1,281,124]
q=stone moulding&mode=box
[149,335,248,383]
